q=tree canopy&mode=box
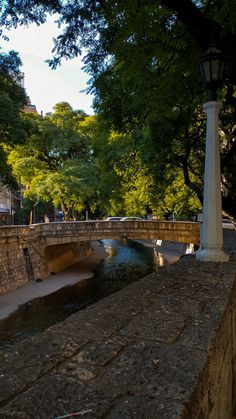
[1,1,236,85]
[1,0,235,216]
[0,49,26,142]
[8,103,100,220]
[0,49,27,187]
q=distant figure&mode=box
[44,214,50,223]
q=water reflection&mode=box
[0,239,161,350]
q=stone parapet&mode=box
[0,221,201,246]
[0,255,236,418]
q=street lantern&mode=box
[199,46,225,100]
[196,46,229,262]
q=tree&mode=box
[1,1,235,89]
[8,104,100,220]
[84,119,202,219]
[0,49,26,141]
[1,1,235,215]
[0,49,27,187]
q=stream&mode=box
[0,239,163,350]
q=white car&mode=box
[222,219,235,230]
[105,217,123,221]
[120,216,144,221]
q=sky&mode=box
[1,17,94,115]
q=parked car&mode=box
[120,216,144,221]
[105,216,123,221]
[222,219,235,230]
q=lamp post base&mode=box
[196,248,229,262]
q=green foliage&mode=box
[151,170,202,219]
[1,1,236,216]
[86,122,202,219]
[0,49,27,189]
[0,144,18,189]
[8,103,100,219]
[0,50,26,144]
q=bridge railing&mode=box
[0,220,200,246]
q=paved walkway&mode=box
[0,241,107,320]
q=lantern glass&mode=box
[200,60,211,84]
[199,46,225,100]
[212,57,223,81]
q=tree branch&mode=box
[161,0,222,50]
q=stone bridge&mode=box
[0,221,199,296]
[29,220,200,245]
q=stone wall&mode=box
[156,229,236,257]
[156,239,195,254]
[0,229,91,296]
[223,229,236,254]
[182,270,236,418]
[42,220,200,245]
[0,254,236,417]
[45,241,91,274]
[0,243,28,295]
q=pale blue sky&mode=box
[1,17,94,115]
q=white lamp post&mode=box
[196,46,229,262]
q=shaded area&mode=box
[0,255,235,418]
[0,239,160,349]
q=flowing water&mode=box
[0,239,163,350]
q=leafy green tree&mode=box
[2,1,235,215]
[85,121,201,219]
[76,117,125,217]
[0,49,27,187]
[1,2,236,92]
[151,169,202,220]
[0,49,26,143]
[8,103,100,220]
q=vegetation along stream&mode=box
[0,239,163,350]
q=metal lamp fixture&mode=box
[199,46,225,100]
[196,44,229,262]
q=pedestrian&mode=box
[44,214,50,223]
